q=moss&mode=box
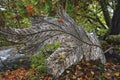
[29,42,60,77]
[106,34,120,44]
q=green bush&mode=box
[29,42,60,77]
[106,34,120,44]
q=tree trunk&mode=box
[110,0,120,35]
[99,0,111,28]
[0,8,106,78]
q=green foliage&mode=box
[100,40,108,46]
[0,0,118,46]
[40,42,60,52]
[30,53,48,69]
[29,42,60,77]
[0,35,12,47]
[106,34,120,44]
[97,28,108,37]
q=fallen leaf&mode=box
[91,71,94,75]
[77,65,82,70]
[114,72,119,77]
[66,70,70,73]
[72,75,77,79]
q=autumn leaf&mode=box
[105,62,111,67]
[91,71,94,75]
[66,70,70,73]
[72,75,77,79]
[76,65,82,70]
[86,62,91,66]
[58,18,63,23]
[114,72,119,77]
[48,76,52,80]
[25,4,34,16]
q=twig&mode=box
[103,47,114,54]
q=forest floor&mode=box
[0,46,120,80]
[38,58,120,80]
[1,58,119,80]
[57,60,120,80]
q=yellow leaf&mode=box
[91,71,94,75]
[86,63,90,66]
[77,65,82,70]
[72,75,76,79]
[78,78,82,80]
[66,70,70,73]
[114,72,119,77]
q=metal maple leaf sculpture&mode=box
[0,8,106,77]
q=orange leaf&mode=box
[48,77,52,80]
[58,18,63,23]
[25,4,34,16]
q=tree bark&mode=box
[99,0,111,28]
[110,0,120,35]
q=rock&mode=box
[0,47,31,72]
[0,47,25,60]
[0,48,12,60]
[0,56,31,72]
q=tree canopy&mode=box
[0,0,119,37]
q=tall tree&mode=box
[110,0,120,35]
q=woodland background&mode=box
[0,0,120,80]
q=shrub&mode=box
[29,42,60,77]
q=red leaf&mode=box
[58,18,63,23]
